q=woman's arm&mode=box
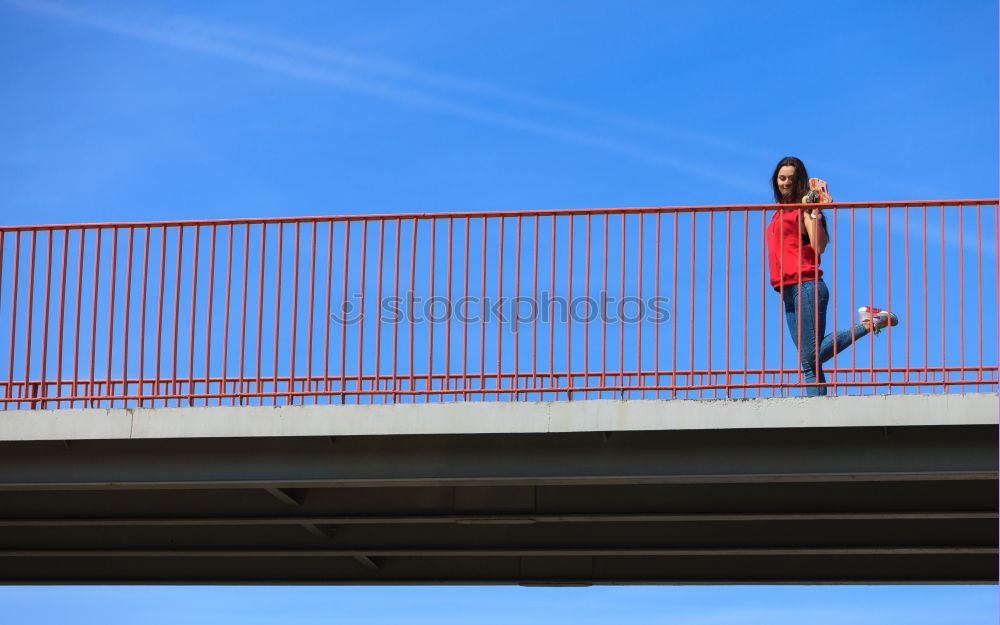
[800,207,829,255]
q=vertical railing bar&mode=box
[409,219,419,402]
[619,214,626,399]
[289,223,301,405]
[939,205,946,390]
[796,209,803,397]
[585,214,593,400]
[993,202,999,388]
[71,229,87,407]
[601,213,608,400]
[636,214,643,399]
[375,219,386,403]
[186,226,201,407]
[496,216,505,401]
[204,226,218,406]
[137,227,150,406]
[863,204,872,391]
[255,225,268,406]
[759,210,766,397]
[156,228,173,404]
[689,213,696,400]
[654,212,660,400]
[674,212,680,399]
[849,206,856,391]
[56,228,71,406]
[477,217,487,401]
[341,221,353,404]
[305,221,317,404]
[426,218,436,402]
[0,231,17,408]
[20,231,43,406]
[885,207,892,393]
[957,204,964,387]
[706,211,713,399]
[548,216,556,400]
[39,229,54,406]
[87,230,101,407]
[356,220,368,404]
[272,223,284,406]
[566,214,573,401]
[238,224,251,405]
[831,207,839,395]
[777,207,786,396]
[104,229,118,407]
[904,205,910,393]
[531,215,540,401]
[222,224,235,406]
[725,211,731,396]
[512,216,521,401]
[323,220,335,403]
[392,218,403,403]
[811,205,820,396]
[445,218,454,401]
[0,231,5,405]
[461,217,470,401]
[741,209,748,397]
[921,205,928,392]
[119,228,135,407]
[976,203,982,386]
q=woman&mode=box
[765,156,898,396]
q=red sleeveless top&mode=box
[766,207,823,291]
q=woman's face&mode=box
[776,165,796,200]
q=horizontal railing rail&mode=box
[0,200,996,408]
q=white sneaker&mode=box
[858,306,899,334]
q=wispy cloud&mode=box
[3,0,764,193]
[177,18,773,160]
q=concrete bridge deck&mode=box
[0,393,996,584]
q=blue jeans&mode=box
[781,279,870,396]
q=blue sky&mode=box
[0,0,997,227]
[0,585,997,625]
[0,0,997,621]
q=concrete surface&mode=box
[0,392,995,441]
[1,393,996,584]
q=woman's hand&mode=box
[800,206,829,255]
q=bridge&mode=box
[0,200,996,583]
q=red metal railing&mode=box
[0,200,996,409]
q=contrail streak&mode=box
[4,0,763,193]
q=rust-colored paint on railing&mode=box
[0,200,996,408]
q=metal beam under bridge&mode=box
[0,393,996,584]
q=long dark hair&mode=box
[771,156,809,204]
